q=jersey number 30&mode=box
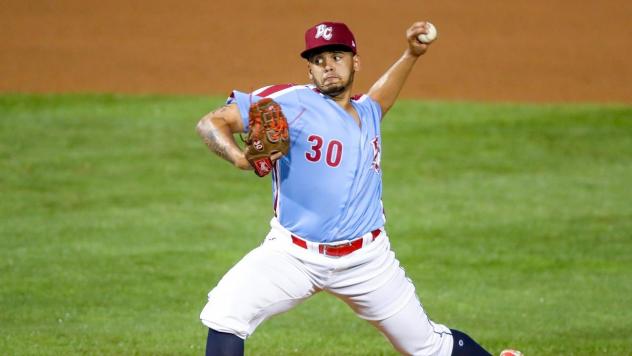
[305,135,343,167]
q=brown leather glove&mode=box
[244,98,290,177]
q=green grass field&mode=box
[1,94,631,355]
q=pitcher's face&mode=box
[307,50,360,97]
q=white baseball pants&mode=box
[200,219,454,355]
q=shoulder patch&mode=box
[351,94,365,101]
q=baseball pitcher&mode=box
[196,21,522,356]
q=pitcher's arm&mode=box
[196,103,251,170]
[368,22,433,116]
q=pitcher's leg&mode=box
[365,281,491,355]
[200,243,317,339]
[328,241,453,354]
[450,329,492,356]
[205,329,244,356]
[328,235,489,355]
[371,295,454,355]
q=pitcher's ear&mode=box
[353,55,361,71]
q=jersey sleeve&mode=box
[226,90,261,133]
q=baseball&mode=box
[417,22,438,44]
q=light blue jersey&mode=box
[228,84,385,243]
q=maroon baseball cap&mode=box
[300,22,357,59]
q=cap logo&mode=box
[315,24,333,40]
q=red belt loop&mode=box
[371,229,381,240]
[291,235,307,249]
[291,228,382,257]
